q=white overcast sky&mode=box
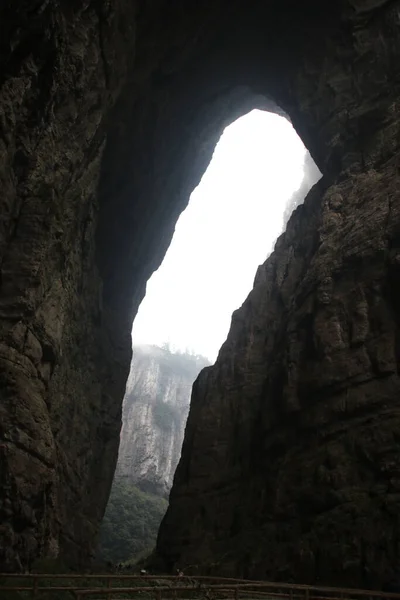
[132,109,307,361]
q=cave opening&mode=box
[2,0,398,579]
[97,109,321,566]
[131,109,321,361]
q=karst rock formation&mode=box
[116,345,209,497]
[1,0,400,585]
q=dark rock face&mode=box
[0,0,137,569]
[1,0,400,580]
[158,169,400,587]
[156,2,400,587]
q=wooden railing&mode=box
[1,574,400,600]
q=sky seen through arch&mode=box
[131,109,318,361]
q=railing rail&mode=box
[1,574,400,600]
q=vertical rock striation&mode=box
[2,0,400,576]
[117,346,209,497]
[0,0,137,570]
[157,2,400,586]
[158,169,400,587]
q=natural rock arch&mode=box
[0,0,399,578]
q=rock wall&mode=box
[0,0,138,570]
[159,168,400,586]
[1,0,400,576]
[156,2,400,587]
[117,346,209,497]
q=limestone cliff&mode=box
[117,345,209,497]
[157,102,400,594]
[159,172,400,585]
[2,0,400,580]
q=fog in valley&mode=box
[132,109,321,361]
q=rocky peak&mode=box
[117,345,210,497]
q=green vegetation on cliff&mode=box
[149,346,210,433]
[97,476,168,564]
[98,345,210,564]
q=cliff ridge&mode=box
[117,345,210,497]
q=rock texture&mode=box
[157,3,400,586]
[117,345,209,497]
[1,0,400,581]
[159,167,400,586]
[0,0,138,570]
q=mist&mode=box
[283,150,322,227]
[132,110,321,361]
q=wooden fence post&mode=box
[305,587,310,600]
[235,585,239,600]
[156,588,162,600]
[32,575,38,597]
[107,576,112,600]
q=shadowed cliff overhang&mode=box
[1,0,399,573]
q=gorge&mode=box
[116,345,209,498]
[1,0,400,588]
[97,344,209,563]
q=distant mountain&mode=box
[116,344,210,497]
[97,345,209,564]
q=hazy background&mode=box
[132,109,320,361]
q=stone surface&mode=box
[157,2,400,587]
[1,0,400,580]
[0,0,138,570]
[117,345,209,497]
[158,166,400,587]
